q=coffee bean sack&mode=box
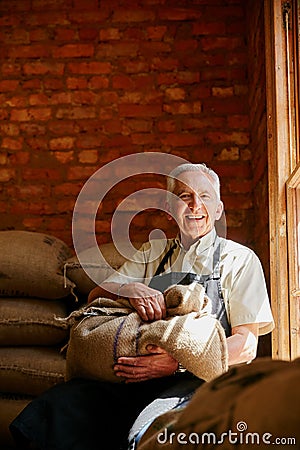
[0,231,74,299]
[0,298,69,346]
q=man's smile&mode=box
[185,214,206,220]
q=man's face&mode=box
[167,170,223,248]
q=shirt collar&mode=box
[174,228,217,254]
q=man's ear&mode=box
[215,201,224,221]
[165,201,173,221]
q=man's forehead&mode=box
[173,170,216,190]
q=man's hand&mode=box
[114,345,178,383]
[121,282,166,322]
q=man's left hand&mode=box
[114,345,178,383]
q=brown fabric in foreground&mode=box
[137,357,300,450]
[64,283,228,383]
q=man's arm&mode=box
[88,281,167,322]
[227,323,259,366]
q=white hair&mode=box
[166,163,221,200]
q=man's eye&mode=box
[179,193,191,200]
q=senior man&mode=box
[10,163,274,450]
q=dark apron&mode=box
[149,237,231,337]
[128,237,231,449]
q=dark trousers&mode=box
[10,375,203,450]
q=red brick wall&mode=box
[246,0,269,275]
[0,0,253,250]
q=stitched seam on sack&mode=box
[0,366,64,379]
[113,318,126,364]
[0,319,69,329]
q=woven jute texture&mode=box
[65,283,228,383]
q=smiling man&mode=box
[10,163,274,450]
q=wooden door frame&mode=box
[264,0,299,359]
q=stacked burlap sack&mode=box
[0,230,76,448]
[135,357,300,450]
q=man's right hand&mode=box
[120,282,166,322]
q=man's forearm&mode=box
[87,282,122,303]
[227,323,259,366]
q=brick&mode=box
[0,153,8,164]
[174,40,198,53]
[49,137,75,150]
[0,80,19,92]
[121,60,150,74]
[96,42,139,58]
[158,72,200,85]
[1,63,21,75]
[165,88,185,101]
[131,133,157,145]
[6,96,27,108]
[160,134,203,147]
[76,135,103,149]
[146,26,167,40]
[22,79,42,89]
[0,123,20,136]
[50,92,72,105]
[8,45,50,58]
[78,150,98,164]
[150,57,179,71]
[72,91,99,105]
[228,179,253,194]
[68,61,111,74]
[20,123,46,135]
[29,93,49,106]
[119,104,162,117]
[112,9,155,23]
[217,147,240,161]
[158,7,202,20]
[24,12,69,26]
[67,166,98,180]
[206,131,249,145]
[55,28,77,41]
[212,87,234,97]
[52,151,74,164]
[88,77,110,89]
[23,61,64,75]
[66,78,88,89]
[29,29,49,41]
[99,28,121,41]
[2,137,23,150]
[56,107,96,120]
[0,168,15,182]
[69,10,110,24]
[201,37,245,51]
[157,120,177,133]
[43,78,64,90]
[22,168,61,181]
[52,44,94,58]
[79,28,99,40]
[192,21,226,35]
[163,102,201,115]
[140,42,171,54]
[23,218,44,229]
[25,137,48,151]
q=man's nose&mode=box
[189,194,203,211]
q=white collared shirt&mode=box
[105,229,275,336]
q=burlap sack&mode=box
[137,357,300,450]
[0,230,75,299]
[0,298,69,346]
[64,241,142,296]
[0,393,33,448]
[65,283,228,383]
[0,346,66,396]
